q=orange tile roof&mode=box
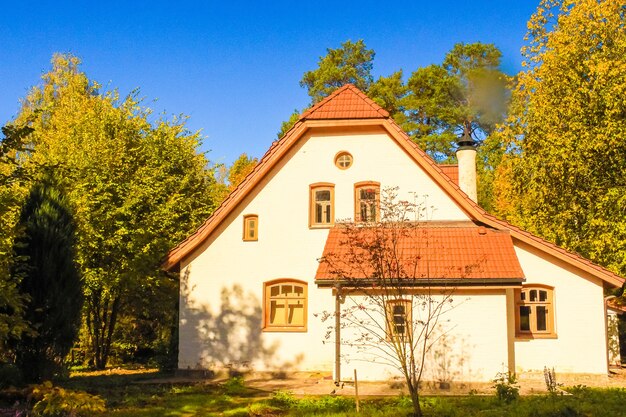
[300,84,389,120]
[162,84,624,288]
[438,164,459,186]
[315,224,524,283]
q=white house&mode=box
[163,85,624,383]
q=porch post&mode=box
[335,284,342,384]
[505,288,516,373]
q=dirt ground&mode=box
[153,366,626,397]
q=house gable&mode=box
[163,85,624,289]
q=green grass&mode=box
[4,370,626,417]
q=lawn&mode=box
[4,369,626,417]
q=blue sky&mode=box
[1,1,538,166]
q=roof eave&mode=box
[162,91,625,288]
[315,278,525,288]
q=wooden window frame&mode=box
[334,151,353,170]
[515,284,556,339]
[242,214,258,241]
[354,181,380,223]
[262,279,308,332]
[309,183,335,228]
[385,299,412,341]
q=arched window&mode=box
[309,183,334,227]
[354,181,380,223]
[263,279,307,332]
[243,214,258,241]
[515,285,556,338]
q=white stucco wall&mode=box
[178,129,471,376]
[513,242,608,374]
[177,126,611,380]
[339,290,509,382]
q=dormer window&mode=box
[354,181,380,223]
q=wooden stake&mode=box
[354,368,360,413]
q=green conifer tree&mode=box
[11,176,82,382]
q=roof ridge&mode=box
[299,84,352,120]
[162,86,624,287]
[299,84,389,120]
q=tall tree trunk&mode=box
[86,289,121,369]
[101,295,120,369]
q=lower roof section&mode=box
[315,222,526,286]
[315,277,524,288]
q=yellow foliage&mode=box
[31,382,106,416]
[496,0,626,277]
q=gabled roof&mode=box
[300,84,389,120]
[162,85,624,288]
[315,223,524,285]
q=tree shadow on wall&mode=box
[179,269,292,373]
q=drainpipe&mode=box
[335,284,342,385]
[456,128,478,202]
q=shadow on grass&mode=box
[65,369,167,389]
[59,370,271,417]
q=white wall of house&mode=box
[339,290,509,382]
[177,127,612,380]
[178,129,471,375]
[513,241,608,374]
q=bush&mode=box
[30,381,105,417]
[0,363,23,388]
[492,371,519,403]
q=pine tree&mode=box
[11,176,82,381]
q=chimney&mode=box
[456,129,477,202]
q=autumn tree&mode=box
[320,188,457,417]
[11,176,82,382]
[227,153,258,191]
[494,0,626,276]
[0,123,32,356]
[15,54,221,368]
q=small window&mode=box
[243,214,258,241]
[334,151,353,169]
[386,299,412,341]
[354,181,380,223]
[263,279,307,332]
[309,183,334,228]
[515,285,555,338]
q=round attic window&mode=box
[334,151,353,170]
